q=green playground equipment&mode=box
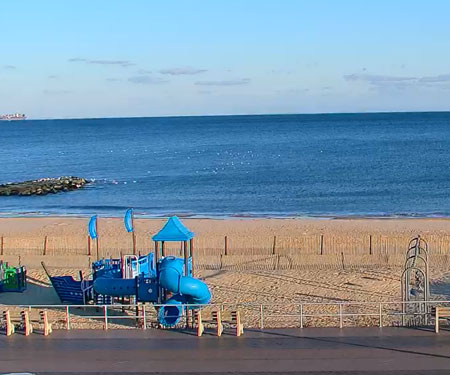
[0,262,27,293]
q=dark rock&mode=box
[0,177,89,196]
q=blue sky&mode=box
[1,0,450,119]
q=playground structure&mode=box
[45,216,211,327]
[0,261,26,293]
[401,235,430,325]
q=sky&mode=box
[1,0,450,119]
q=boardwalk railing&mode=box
[1,300,449,331]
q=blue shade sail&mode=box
[152,216,194,242]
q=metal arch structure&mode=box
[401,235,430,325]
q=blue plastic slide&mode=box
[158,256,211,326]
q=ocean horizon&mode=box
[2,111,450,218]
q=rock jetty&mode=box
[0,177,89,196]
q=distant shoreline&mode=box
[22,110,450,121]
[2,212,450,220]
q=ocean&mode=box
[1,112,450,218]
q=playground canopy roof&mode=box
[152,216,194,242]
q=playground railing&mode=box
[0,300,449,331]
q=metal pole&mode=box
[260,305,264,329]
[66,305,71,330]
[183,241,188,276]
[104,305,108,330]
[96,219,100,260]
[300,304,304,329]
[190,238,194,277]
[339,304,343,328]
[142,305,147,330]
[379,303,382,328]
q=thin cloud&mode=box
[68,58,134,67]
[137,69,152,74]
[195,78,251,86]
[48,75,58,79]
[43,89,72,95]
[276,88,309,95]
[3,65,16,69]
[344,74,416,83]
[106,78,121,82]
[160,67,207,75]
[418,74,450,83]
[344,72,450,92]
[89,60,134,67]
[128,75,169,85]
[344,72,450,89]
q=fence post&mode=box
[1,236,3,256]
[43,236,48,256]
[104,305,108,330]
[339,304,343,328]
[260,305,264,329]
[66,306,71,330]
[272,236,277,255]
[319,234,324,255]
[300,304,304,328]
[379,303,382,328]
[87,236,91,256]
[369,235,373,255]
[224,236,228,256]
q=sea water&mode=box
[1,112,450,218]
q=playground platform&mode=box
[2,327,450,374]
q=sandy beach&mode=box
[1,217,450,328]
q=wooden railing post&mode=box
[319,234,324,255]
[1,236,4,256]
[21,310,33,336]
[196,310,204,337]
[40,310,52,336]
[3,310,14,336]
[272,236,277,255]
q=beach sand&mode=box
[1,217,450,328]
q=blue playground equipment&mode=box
[45,215,211,327]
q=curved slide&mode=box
[158,256,211,326]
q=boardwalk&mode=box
[1,327,450,374]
